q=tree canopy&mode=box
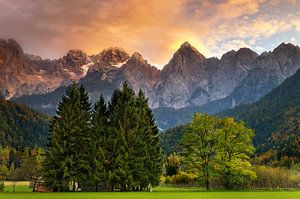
[181,113,255,189]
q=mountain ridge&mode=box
[2,39,300,130]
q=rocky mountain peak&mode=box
[162,42,206,74]
[273,42,299,56]
[64,49,92,70]
[174,41,206,61]
[66,49,86,59]
[98,47,129,65]
[127,52,145,63]
[221,48,258,64]
[220,50,237,60]
[0,39,24,61]
[237,48,258,57]
[236,48,259,63]
[121,52,157,74]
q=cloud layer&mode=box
[0,0,300,68]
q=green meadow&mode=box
[1,184,300,199]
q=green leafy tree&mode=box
[181,113,256,190]
[181,113,219,190]
[216,118,256,189]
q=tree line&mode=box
[42,82,163,192]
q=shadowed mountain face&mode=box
[0,97,49,149]
[218,67,300,147]
[3,39,300,129]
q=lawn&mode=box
[1,184,300,199]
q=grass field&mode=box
[1,183,300,199]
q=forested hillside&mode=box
[0,98,49,149]
[218,68,300,148]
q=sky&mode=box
[0,0,300,68]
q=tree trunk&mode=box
[96,182,99,192]
[73,181,76,192]
[205,173,210,190]
[205,179,210,190]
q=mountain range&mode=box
[1,39,300,129]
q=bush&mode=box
[161,172,198,185]
[253,166,300,188]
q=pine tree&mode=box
[43,83,92,191]
[136,90,163,189]
[90,95,107,191]
[108,82,138,191]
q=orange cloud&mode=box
[0,0,299,68]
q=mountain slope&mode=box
[0,98,49,149]
[218,68,300,147]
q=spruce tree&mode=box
[43,83,92,191]
[136,90,162,189]
[108,82,138,191]
[90,95,107,191]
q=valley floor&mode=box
[1,185,300,199]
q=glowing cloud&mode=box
[0,0,299,68]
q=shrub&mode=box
[253,166,300,188]
[161,172,198,185]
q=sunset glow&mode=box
[0,0,300,68]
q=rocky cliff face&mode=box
[214,42,300,109]
[79,51,160,105]
[154,42,208,108]
[0,39,93,98]
[4,39,300,130]
[152,43,258,108]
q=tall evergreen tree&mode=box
[90,95,107,191]
[43,83,92,191]
[108,82,138,191]
[136,90,162,189]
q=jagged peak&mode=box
[172,41,206,61]
[101,46,128,54]
[124,52,149,67]
[130,52,144,61]
[96,47,130,65]
[180,41,192,48]
[220,50,236,59]
[273,42,298,54]
[66,49,86,57]
[0,38,24,57]
[237,47,258,56]
[221,47,258,61]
